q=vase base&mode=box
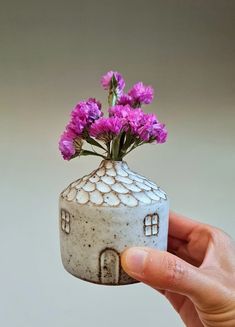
[62,264,140,286]
[75,275,140,286]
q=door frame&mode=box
[99,247,120,285]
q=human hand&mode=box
[121,211,235,327]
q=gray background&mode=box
[0,0,234,326]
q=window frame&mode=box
[143,213,159,236]
[61,209,71,234]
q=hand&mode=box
[121,211,235,327]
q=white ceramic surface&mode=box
[59,160,169,285]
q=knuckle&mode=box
[207,225,233,246]
[162,256,186,287]
[205,224,227,239]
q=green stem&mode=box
[121,131,135,153]
[86,136,107,151]
[80,150,106,159]
[106,142,111,158]
[111,136,121,160]
[108,91,117,107]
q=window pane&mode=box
[145,215,152,226]
[61,219,66,230]
[152,214,158,225]
[61,210,66,220]
[65,212,70,222]
[152,225,158,235]
[65,223,70,234]
[145,226,152,236]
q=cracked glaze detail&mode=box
[61,160,167,207]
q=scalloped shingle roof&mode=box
[61,160,167,208]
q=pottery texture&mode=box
[59,160,169,285]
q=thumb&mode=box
[121,247,210,301]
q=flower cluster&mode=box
[89,117,123,142]
[59,71,167,161]
[59,98,102,160]
[101,71,125,99]
[108,105,167,143]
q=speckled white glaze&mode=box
[59,160,169,285]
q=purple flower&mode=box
[137,113,167,143]
[59,129,76,160]
[109,104,134,132]
[67,118,85,136]
[85,98,102,122]
[59,71,167,162]
[108,104,167,143]
[128,108,146,134]
[71,98,102,124]
[109,105,144,134]
[117,93,133,106]
[152,123,168,143]
[89,117,124,142]
[101,71,125,97]
[109,104,131,119]
[128,82,154,105]
[69,98,102,135]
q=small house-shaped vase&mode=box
[59,160,169,285]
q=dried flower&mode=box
[89,117,124,142]
[69,98,102,135]
[59,129,76,160]
[59,71,167,161]
[128,82,154,106]
[138,115,167,143]
[127,108,146,135]
[109,105,167,143]
[109,104,131,119]
[109,105,144,134]
[117,93,133,106]
[153,123,168,143]
[101,71,125,96]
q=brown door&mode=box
[99,248,120,284]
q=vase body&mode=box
[59,160,169,285]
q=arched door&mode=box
[99,248,120,285]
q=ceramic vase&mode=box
[59,160,169,285]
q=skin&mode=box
[121,211,235,327]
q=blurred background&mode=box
[0,0,234,326]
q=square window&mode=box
[145,226,152,236]
[61,219,66,231]
[61,209,71,234]
[144,213,159,236]
[152,225,158,235]
[65,212,70,222]
[65,224,70,234]
[152,214,158,225]
[61,210,66,220]
[145,215,152,226]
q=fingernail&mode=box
[124,248,148,275]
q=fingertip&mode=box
[121,247,149,278]
[120,248,129,272]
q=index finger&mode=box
[168,211,202,241]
